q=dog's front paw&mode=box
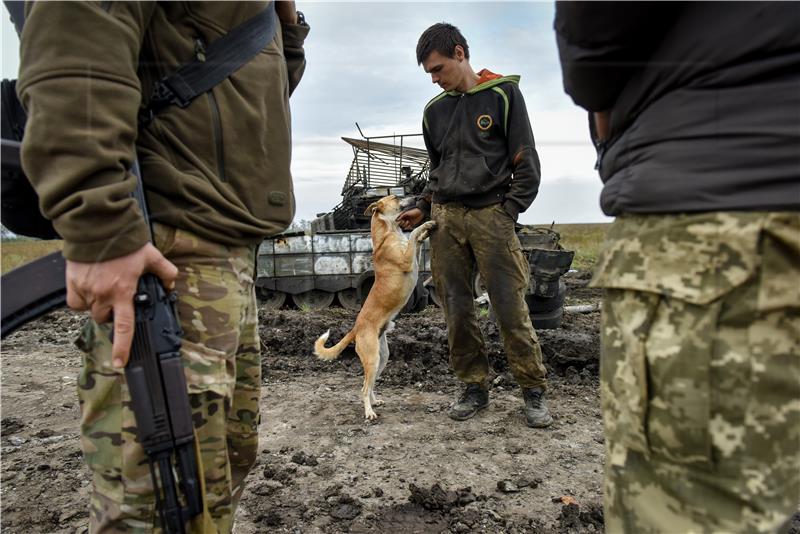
[417,221,436,241]
[365,408,378,420]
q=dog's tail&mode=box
[314,329,356,361]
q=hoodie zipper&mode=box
[455,94,465,181]
[594,141,606,172]
[195,38,227,182]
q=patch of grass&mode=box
[532,223,610,272]
[1,239,63,274]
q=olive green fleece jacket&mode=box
[17,1,309,262]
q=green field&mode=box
[1,239,63,274]
[544,223,610,271]
[1,223,609,275]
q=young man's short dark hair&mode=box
[416,22,469,65]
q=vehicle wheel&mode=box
[357,273,375,305]
[428,285,443,308]
[337,288,361,311]
[257,288,286,310]
[526,279,566,313]
[402,285,429,314]
[292,290,334,311]
[532,306,563,330]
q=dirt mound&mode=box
[259,302,601,392]
[408,482,480,512]
[558,501,604,533]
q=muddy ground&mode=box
[2,271,795,533]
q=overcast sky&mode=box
[1,2,609,225]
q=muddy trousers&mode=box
[594,212,800,533]
[430,202,547,390]
[75,224,261,533]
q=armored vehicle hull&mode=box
[255,129,574,328]
[255,226,573,329]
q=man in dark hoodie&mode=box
[555,2,799,532]
[398,23,552,428]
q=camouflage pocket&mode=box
[596,213,786,468]
[602,288,716,467]
[180,338,234,399]
[644,294,717,466]
[76,320,159,520]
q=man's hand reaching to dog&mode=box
[397,207,425,230]
[66,243,178,369]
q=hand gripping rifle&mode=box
[0,145,202,533]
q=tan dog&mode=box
[314,195,436,419]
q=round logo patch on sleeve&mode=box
[476,114,493,131]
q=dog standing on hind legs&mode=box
[314,195,436,420]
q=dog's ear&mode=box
[364,201,380,216]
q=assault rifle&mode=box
[0,147,203,533]
[125,160,204,532]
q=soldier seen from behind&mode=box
[555,2,799,532]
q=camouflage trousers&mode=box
[76,223,261,533]
[430,202,547,390]
[592,212,800,533]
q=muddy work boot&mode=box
[448,383,489,421]
[522,387,553,428]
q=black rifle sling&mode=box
[139,3,277,125]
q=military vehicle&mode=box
[255,127,574,328]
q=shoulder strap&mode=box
[139,3,277,126]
